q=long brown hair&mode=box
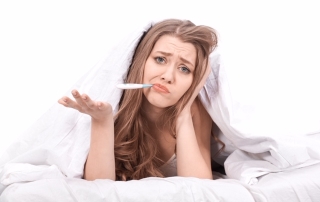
[114,19,218,180]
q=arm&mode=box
[176,61,213,179]
[58,90,115,181]
[176,99,213,179]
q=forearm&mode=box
[84,117,115,181]
[176,114,213,179]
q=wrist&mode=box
[91,113,113,127]
[177,112,192,122]
[176,113,193,138]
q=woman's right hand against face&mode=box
[58,89,113,122]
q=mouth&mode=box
[152,83,170,93]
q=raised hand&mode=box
[175,60,214,179]
[58,89,116,180]
[181,60,211,115]
[58,89,113,122]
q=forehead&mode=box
[152,35,197,63]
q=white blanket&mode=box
[1,20,320,194]
[1,176,255,202]
[1,163,320,201]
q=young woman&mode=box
[58,19,218,181]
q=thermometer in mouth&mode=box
[116,83,153,89]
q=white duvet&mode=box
[1,20,320,201]
[1,163,320,201]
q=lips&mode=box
[152,83,170,93]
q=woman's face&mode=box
[143,35,197,109]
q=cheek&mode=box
[186,78,193,89]
[184,82,193,95]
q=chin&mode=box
[147,97,175,109]
[150,100,171,108]
[143,92,176,109]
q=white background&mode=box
[0,0,319,155]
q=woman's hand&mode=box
[180,60,211,116]
[58,89,113,122]
[175,60,213,179]
[59,89,116,181]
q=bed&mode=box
[1,21,320,202]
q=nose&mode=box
[160,65,175,84]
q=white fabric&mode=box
[1,163,320,201]
[0,22,151,180]
[0,176,255,202]
[0,19,320,200]
[201,49,320,184]
[159,154,177,177]
[248,163,320,202]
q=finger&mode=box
[199,61,211,86]
[58,96,69,106]
[58,96,81,110]
[96,101,111,111]
[204,60,212,78]
[206,61,212,74]
[203,67,211,83]
[71,89,86,106]
[81,94,96,109]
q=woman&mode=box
[58,19,218,181]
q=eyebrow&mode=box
[156,51,195,67]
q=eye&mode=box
[155,57,166,64]
[179,66,191,74]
